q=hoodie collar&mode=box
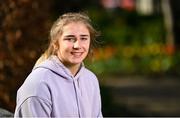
[33,55,84,81]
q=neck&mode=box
[66,63,81,77]
[56,55,82,77]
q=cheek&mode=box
[58,41,70,50]
[59,46,69,54]
[84,41,89,46]
[85,40,91,49]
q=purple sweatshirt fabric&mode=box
[14,56,102,117]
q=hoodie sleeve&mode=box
[14,96,52,117]
[96,80,103,118]
[14,69,53,117]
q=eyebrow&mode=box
[80,35,89,37]
[64,34,89,37]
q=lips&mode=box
[71,52,83,57]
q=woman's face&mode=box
[56,22,90,67]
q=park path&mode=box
[99,75,180,116]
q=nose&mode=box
[73,40,81,49]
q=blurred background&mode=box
[0,0,180,116]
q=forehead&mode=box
[62,22,90,35]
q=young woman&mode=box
[14,12,103,117]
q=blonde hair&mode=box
[34,12,99,66]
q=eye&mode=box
[64,37,76,42]
[81,37,89,41]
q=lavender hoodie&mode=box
[14,56,102,117]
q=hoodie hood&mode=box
[33,55,83,80]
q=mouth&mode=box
[71,52,83,57]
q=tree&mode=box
[170,0,180,50]
[0,0,52,112]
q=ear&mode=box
[52,40,59,55]
[53,40,59,49]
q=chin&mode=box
[72,61,82,64]
[70,60,83,65]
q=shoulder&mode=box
[21,68,53,90]
[81,67,100,85]
[29,57,61,82]
[80,67,101,94]
[22,65,58,91]
[30,66,55,80]
[17,67,54,101]
[83,67,97,79]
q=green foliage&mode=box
[88,8,165,46]
[85,8,178,76]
